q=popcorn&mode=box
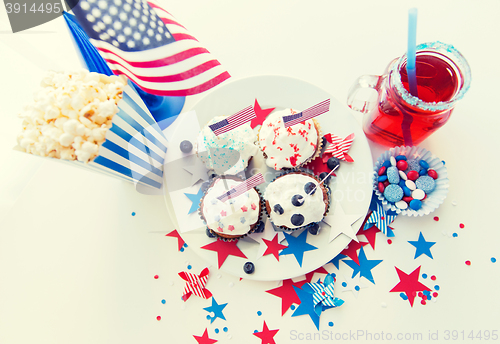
[17,70,126,163]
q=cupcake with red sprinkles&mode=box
[258,108,322,170]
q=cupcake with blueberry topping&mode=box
[200,175,263,241]
[258,109,322,170]
[264,170,330,231]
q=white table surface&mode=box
[1,0,499,343]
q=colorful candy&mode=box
[407,170,419,181]
[387,166,400,184]
[384,184,404,203]
[378,166,387,176]
[409,199,422,210]
[416,176,436,193]
[427,169,438,179]
[396,160,408,171]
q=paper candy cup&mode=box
[15,82,168,189]
[373,146,449,216]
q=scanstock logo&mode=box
[3,0,79,33]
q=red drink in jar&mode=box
[347,42,471,147]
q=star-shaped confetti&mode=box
[183,159,209,186]
[184,185,204,214]
[340,240,369,265]
[201,239,247,268]
[193,328,218,344]
[323,202,363,243]
[303,266,329,283]
[266,279,306,316]
[263,234,288,261]
[327,254,347,269]
[323,133,355,162]
[253,321,279,344]
[343,247,382,284]
[179,267,212,302]
[359,225,381,250]
[166,229,186,251]
[250,99,275,128]
[279,230,318,267]
[363,202,397,237]
[390,266,431,307]
[340,273,367,298]
[245,218,286,260]
[203,297,228,323]
[408,232,436,259]
[291,285,321,330]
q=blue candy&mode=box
[409,199,422,210]
[416,176,436,193]
[382,160,391,168]
[403,185,412,197]
[406,159,421,173]
[398,180,406,188]
[419,169,428,176]
[419,159,429,169]
[378,175,388,182]
[387,166,400,184]
[383,184,404,203]
[395,155,408,161]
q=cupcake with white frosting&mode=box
[196,116,258,175]
[264,170,330,231]
[200,176,263,240]
[258,109,322,171]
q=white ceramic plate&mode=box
[163,75,373,281]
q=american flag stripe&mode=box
[76,0,230,96]
[283,99,330,127]
[324,133,355,159]
[209,106,256,136]
[217,173,265,202]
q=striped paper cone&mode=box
[14,79,168,190]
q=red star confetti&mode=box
[263,234,288,261]
[241,205,248,212]
[221,210,227,216]
[251,203,257,210]
[253,321,279,344]
[390,266,431,307]
[359,225,381,250]
[201,239,248,268]
[323,133,355,162]
[304,266,329,283]
[179,267,212,302]
[193,328,218,344]
[166,230,185,251]
[251,99,275,129]
[340,241,369,265]
[266,279,305,316]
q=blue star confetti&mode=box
[184,185,205,214]
[327,254,347,270]
[408,232,436,259]
[363,201,397,237]
[279,230,318,267]
[343,247,382,284]
[203,297,228,324]
[292,285,321,330]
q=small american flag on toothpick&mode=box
[283,99,330,128]
[209,106,256,136]
[217,173,265,202]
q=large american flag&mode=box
[217,173,265,202]
[68,0,230,96]
[283,99,330,128]
[208,106,256,136]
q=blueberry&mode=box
[327,157,340,170]
[201,181,210,193]
[206,228,216,238]
[180,140,193,153]
[308,223,319,235]
[291,194,304,206]
[319,172,331,184]
[291,214,304,226]
[254,221,265,233]
[304,182,316,195]
[273,204,284,215]
[243,262,255,274]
